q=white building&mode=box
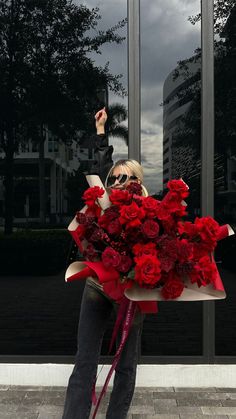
[0,125,80,223]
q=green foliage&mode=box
[167,1,236,156]
[0,0,127,149]
[0,229,72,275]
[79,102,128,145]
[0,0,127,233]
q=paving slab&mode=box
[37,405,63,419]
[154,405,202,415]
[131,416,179,419]
[201,405,236,414]
[0,414,39,419]
[0,386,236,418]
[174,387,216,392]
[180,416,228,419]
[176,398,222,406]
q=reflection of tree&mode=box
[0,0,126,233]
[106,103,128,145]
[80,102,128,145]
[166,0,236,219]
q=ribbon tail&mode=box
[108,297,129,354]
[91,301,137,419]
[91,380,97,406]
[137,301,158,313]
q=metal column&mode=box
[201,0,215,363]
[128,0,141,161]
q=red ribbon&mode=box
[91,299,137,419]
[66,261,158,313]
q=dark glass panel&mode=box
[140,0,202,356]
[214,1,236,356]
[0,0,127,356]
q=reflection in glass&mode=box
[213,1,236,356]
[140,0,202,356]
[0,0,127,356]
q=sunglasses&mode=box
[107,174,138,187]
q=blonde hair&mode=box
[105,159,148,197]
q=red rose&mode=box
[157,235,179,259]
[141,219,160,239]
[194,216,220,251]
[156,203,170,220]
[167,179,189,199]
[161,272,185,299]
[124,227,144,244]
[192,243,209,259]
[126,182,143,196]
[157,236,178,272]
[158,254,175,272]
[85,204,101,218]
[134,255,161,287]
[142,196,160,218]
[102,247,122,269]
[83,186,104,206]
[109,189,131,206]
[133,242,157,257]
[119,201,145,229]
[104,206,120,219]
[177,221,199,238]
[166,195,187,216]
[90,228,105,243]
[76,212,87,224]
[177,239,193,263]
[189,255,218,288]
[161,190,188,218]
[98,206,120,228]
[117,255,133,273]
[161,216,176,234]
[107,219,122,236]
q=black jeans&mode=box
[62,281,143,419]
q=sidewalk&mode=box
[1,385,236,418]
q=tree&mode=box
[164,0,236,185]
[0,0,127,233]
[80,102,128,145]
[106,103,128,145]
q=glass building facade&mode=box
[0,0,235,364]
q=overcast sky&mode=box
[78,0,201,193]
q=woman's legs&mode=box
[106,308,144,419]
[62,282,113,419]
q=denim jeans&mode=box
[62,281,143,419]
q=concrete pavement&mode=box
[1,385,236,418]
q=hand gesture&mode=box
[95,107,107,134]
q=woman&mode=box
[62,108,146,419]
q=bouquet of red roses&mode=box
[65,176,233,418]
[66,177,232,302]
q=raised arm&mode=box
[87,107,114,183]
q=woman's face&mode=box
[109,165,139,190]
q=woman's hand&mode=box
[95,107,107,135]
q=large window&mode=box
[0,0,235,364]
[0,0,128,359]
[140,0,202,357]
[213,1,236,357]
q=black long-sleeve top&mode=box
[84,134,114,183]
